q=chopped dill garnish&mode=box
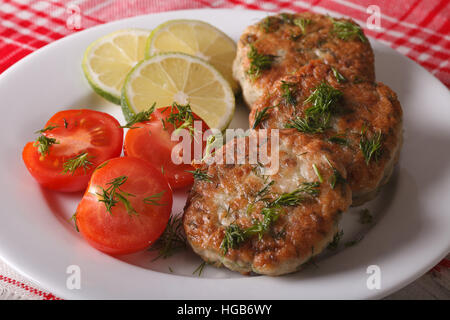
[193,261,207,277]
[63,118,68,128]
[312,164,323,183]
[285,82,342,134]
[325,157,346,189]
[247,44,277,78]
[331,66,346,83]
[187,168,212,182]
[96,176,137,216]
[69,212,79,232]
[143,190,166,206]
[121,103,156,129]
[62,152,94,175]
[358,208,373,224]
[280,13,294,24]
[328,230,344,250]
[150,214,187,260]
[260,16,279,33]
[327,133,348,145]
[252,106,273,129]
[34,135,59,157]
[294,18,311,34]
[281,80,297,106]
[35,125,58,134]
[220,182,319,254]
[331,18,367,42]
[162,102,198,137]
[255,180,274,202]
[94,161,109,172]
[360,127,383,164]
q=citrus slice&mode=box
[121,52,235,130]
[82,29,151,104]
[146,19,238,93]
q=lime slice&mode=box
[82,29,151,104]
[121,52,235,130]
[146,20,238,93]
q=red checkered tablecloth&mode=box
[0,0,449,300]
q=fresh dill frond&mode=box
[62,152,94,175]
[328,230,344,250]
[34,135,59,157]
[312,164,324,183]
[193,261,207,277]
[331,19,367,42]
[255,180,274,202]
[94,161,109,172]
[271,182,320,207]
[325,157,346,189]
[143,190,166,206]
[260,16,279,33]
[150,214,187,260]
[35,125,58,134]
[358,208,373,224]
[247,44,277,78]
[96,176,137,215]
[187,168,212,182]
[327,133,348,145]
[121,103,156,129]
[331,66,346,83]
[221,224,247,254]
[285,82,342,134]
[359,128,383,165]
[69,212,79,232]
[162,102,198,137]
[252,106,273,129]
[280,80,297,106]
[294,18,311,34]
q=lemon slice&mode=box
[121,52,235,130]
[146,20,238,93]
[82,29,151,104]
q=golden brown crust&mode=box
[249,60,403,204]
[183,131,352,275]
[233,12,375,108]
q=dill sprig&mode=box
[331,19,367,42]
[294,18,311,34]
[328,230,344,250]
[247,44,277,78]
[325,157,346,189]
[221,182,320,254]
[260,16,279,33]
[331,66,346,83]
[35,125,58,134]
[312,164,324,183]
[252,106,273,129]
[62,152,94,175]
[121,103,156,129]
[143,190,166,206]
[96,176,137,216]
[187,168,212,182]
[193,261,207,276]
[34,135,59,157]
[327,133,348,145]
[150,214,187,260]
[359,127,383,164]
[281,80,297,106]
[162,102,198,137]
[286,82,342,134]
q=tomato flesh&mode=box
[75,157,173,255]
[123,107,209,189]
[22,109,123,192]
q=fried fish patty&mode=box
[183,130,352,276]
[249,60,403,205]
[233,12,375,108]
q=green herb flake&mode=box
[252,106,273,129]
[360,127,383,165]
[328,230,344,250]
[331,66,346,83]
[62,152,94,175]
[150,214,187,260]
[186,168,212,182]
[281,80,297,106]
[121,103,156,129]
[33,135,59,157]
[294,18,311,34]
[312,164,324,183]
[96,176,137,216]
[331,19,367,42]
[247,44,277,78]
[143,190,166,206]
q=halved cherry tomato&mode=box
[123,105,210,189]
[75,157,173,255]
[22,109,123,192]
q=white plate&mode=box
[0,9,449,300]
